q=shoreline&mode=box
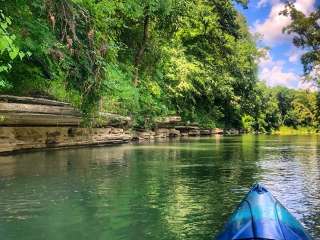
[0,126,228,156]
[1,95,317,156]
[1,130,319,156]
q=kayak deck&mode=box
[216,184,312,240]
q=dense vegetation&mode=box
[0,0,318,132]
[242,84,319,133]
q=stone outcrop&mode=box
[0,95,72,106]
[95,113,132,128]
[0,127,131,154]
[200,129,212,135]
[169,129,180,137]
[0,95,131,128]
[0,97,81,126]
[212,128,224,134]
[133,130,155,142]
[155,128,170,138]
[155,116,182,128]
[175,125,200,136]
[224,129,240,135]
[0,95,132,154]
[0,95,242,154]
[188,129,201,136]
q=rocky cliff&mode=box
[0,95,226,154]
[0,96,132,154]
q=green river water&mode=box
[0,135,319,240]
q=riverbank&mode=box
[0,95,232,155]
[272,126,319,135]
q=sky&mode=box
[237,0,320,90]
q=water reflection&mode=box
[0,135,319,239]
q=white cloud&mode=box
[257,0,280,9]
[260,64,300,88]
[298,80,318,91]
[257,0,268,8]
[253,0,316,45]
[259,49,301,88]
[254,1,317,90]
[258,49,317,91]
[287,48,305,63]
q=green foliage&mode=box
[282,2,320,83]
[242,114,255,132]
[274,126,318,135]
[158,1,258,127]
[1,0,317,132]
[0,10,30,89]
[245,83,318,133]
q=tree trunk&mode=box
[133,14,150,86]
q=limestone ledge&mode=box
[0,96,239,154]
[0,127,131,154]
[0,126,225,154]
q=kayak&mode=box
[216,183,312,240]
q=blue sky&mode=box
[237,0,319,90]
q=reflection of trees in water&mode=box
[115,137,263,239]
[0,146,129,177]
[0,137,319,239]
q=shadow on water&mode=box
[0,135,319,240]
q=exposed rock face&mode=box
[169,129,180,137]
[155,128,170,138]
[224,129,240,135]
[133,130,156,142]
[0,95,133,154]
[95,113,132,128]
[0,95,132,128]
[212,128,224,134]
[0,95,239,154]
[155,116,182,128]
[0,127,131,154]
[175,125,200,136]
[0,99,81,126]
[200,129,212,135]
[0,95,72,106]
[188,129,200,136]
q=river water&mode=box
[0,135,319,240]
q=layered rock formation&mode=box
[0,127,131,154]
[0,95,233,154]
[0,96,132,154]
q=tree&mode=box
[281,2,320,83]
[273,86,294,124]
[0,11,29,89]
[160,0,258,127]
[0,0,272,130]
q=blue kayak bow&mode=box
[216,184,312,240]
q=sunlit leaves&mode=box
[0,0,264,129]
[0,11,29,76]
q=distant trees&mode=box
[242,84,319,133]
[242,83,280,133]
